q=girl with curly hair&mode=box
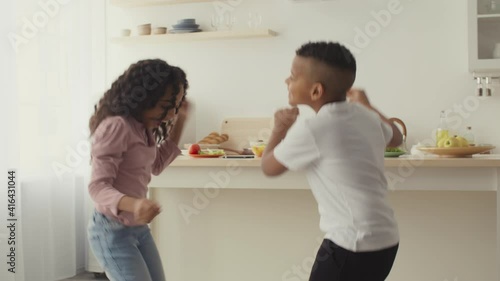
[87,59,189,281]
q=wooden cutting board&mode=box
[219,117,274,151]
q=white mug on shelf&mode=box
[493,43,500,59]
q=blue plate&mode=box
[172,24,199,29]
[178,18,195,23]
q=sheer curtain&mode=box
[0,1,20,280]
[8,0,105,280]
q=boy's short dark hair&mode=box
[296,42,356,98]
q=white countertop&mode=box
[170,154,500,168]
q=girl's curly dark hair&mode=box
[89,59,188,143]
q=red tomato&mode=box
[188,144,201,154]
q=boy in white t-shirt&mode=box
[261,41,403,281]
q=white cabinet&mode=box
[468,0,500,74]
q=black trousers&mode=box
[309,239,398,281]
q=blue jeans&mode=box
[87,210,166,281]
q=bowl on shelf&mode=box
[416,145,495,158]
[121,29,131,37]
[137,23,151,35]
[153,27,167,34]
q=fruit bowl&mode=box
[417,145,495,158]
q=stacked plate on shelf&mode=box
[170,18,202,33]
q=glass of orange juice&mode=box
[250,140,267,158]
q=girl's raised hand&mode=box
[177,98,190,119]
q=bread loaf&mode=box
[198,132,229,145]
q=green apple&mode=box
[455,136,469,147]
[444,137,460,148]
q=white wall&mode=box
[106,0,500,148]
[106,1,499,281]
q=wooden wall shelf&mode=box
[110,0,216,8]
[111,29,278,44]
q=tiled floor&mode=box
[59,272,108,281]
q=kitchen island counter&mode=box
[150,154,500,191]
[149,154,500,281]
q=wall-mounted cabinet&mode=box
[110,0,216,8]
[111,29,278,44]
[468,0,500,74]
